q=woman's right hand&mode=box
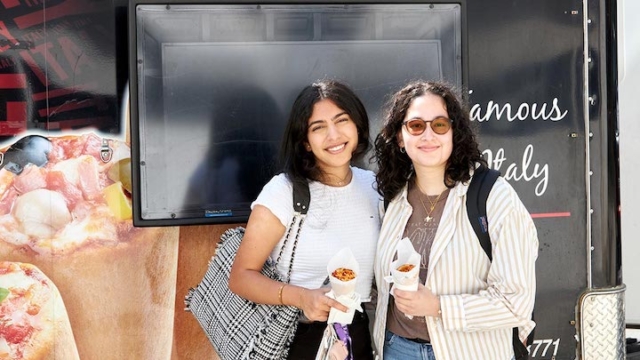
[298,287,349,322]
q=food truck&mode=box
[0,0,633,359]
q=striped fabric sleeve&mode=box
[440,294,466,330]
[440,178,538,333]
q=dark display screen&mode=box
[129,2,463,226]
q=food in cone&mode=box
[384,238,421,319]
[386,238,421,293]
[326,248,362,324]
[397,264,416,272]
[331,267,357,282]
[327,248,360,297]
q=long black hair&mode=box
[374,81,485,202]
[280,80,370,187]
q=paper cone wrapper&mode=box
[388,238,421,292]
[327,248,360,297]
[327,291,363,325]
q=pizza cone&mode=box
[0,261,79,360]
[327,248,359,297]
[0,133,179,360]
[386,238,421,293]
[326,248,362,325]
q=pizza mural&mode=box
[1,261,79,360]
[0,1,203,359]
[0,132,180,359]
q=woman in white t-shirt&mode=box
[229,80,381,359]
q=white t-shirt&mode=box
[251,167,381,301]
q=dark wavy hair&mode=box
[374,81,485,202]
[280,80,370,187]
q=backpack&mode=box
[467,165,534,360]
[383,165,534,359]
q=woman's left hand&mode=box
[393,283,441,317]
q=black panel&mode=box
[128,2,464,226]
[468,1,584,358]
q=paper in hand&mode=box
[384,238,421,292]
[327,248,359,296]
[383,238,421,318]
[326,248,362,324]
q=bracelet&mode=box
[298,288,306,309]
[278,284,286,305]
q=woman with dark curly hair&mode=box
[371,81,538,360]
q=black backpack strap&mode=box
[524,311,536,353]
[513,327,530,360]
[292,180,310,214]
[468,166,533,359]
[466,165,500,261]
[526,312,536,344]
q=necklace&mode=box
[322,168,353,187]
[425,191,439,210]
[416,181,445,223]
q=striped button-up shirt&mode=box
[373,174,538,360]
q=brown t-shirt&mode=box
[386,183,450,342]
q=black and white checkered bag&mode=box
[185,181,310,360]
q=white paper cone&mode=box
[390,260,420,291]
[389,238,421,291]
[326,291,363,325]
[384,238,422,319]
[327,248,360,297]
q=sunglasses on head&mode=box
[402,116,452,136]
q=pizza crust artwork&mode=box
[0,261,79,360]
[0,133,179,360]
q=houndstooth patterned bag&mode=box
[185,182,310,360]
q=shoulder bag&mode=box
[185,180,310,360]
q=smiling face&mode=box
[305,99,358,175]
[398,93,453,174]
